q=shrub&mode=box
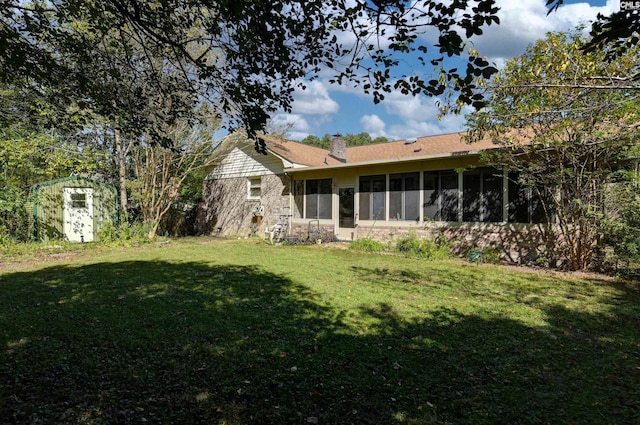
[605,197,640,263]
[481,247,502,264]
[349,238,387,252]
[98,221,151,246]
[0,225,13,248]
[394,231,450,260]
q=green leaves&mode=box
[466,29,640,270]
[1,0,501,140]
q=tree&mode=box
[301,133,388,149]
[1,1,500,151]
[343,133,389,146]
[0,85,109,240]
[129,116,220,239]
[466,30,640,271]
[547,1,640,60]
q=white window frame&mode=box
[247,177,261,200]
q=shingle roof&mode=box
[259,134,339,167]
[261,132,500,168]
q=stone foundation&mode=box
[352,222,552,264]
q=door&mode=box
[63,187,94,242]
[337,187,355,240]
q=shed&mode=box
[31,176,118,242]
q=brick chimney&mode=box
[329,134,347,163]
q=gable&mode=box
[208,147,285,179]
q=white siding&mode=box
[208,147,285,179]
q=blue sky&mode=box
[269,0,614,141]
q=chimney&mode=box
[329,134,347,163]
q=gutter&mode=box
[283,149,494,173]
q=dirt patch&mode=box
[0,250,82,271]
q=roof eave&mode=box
[283,149,494,173]
[265,149,296,168]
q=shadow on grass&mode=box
[1,261,639,424]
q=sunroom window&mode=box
[463,167,503,222]
[389,172,420,221]
[359,175,386,220]
[423,170,459,221]
[305,178,332,219]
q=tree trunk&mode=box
[115,128,128,221]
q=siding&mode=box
[31,177,118,242]
[208,147,284,179]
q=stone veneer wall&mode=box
[349,223,550,264]
[289,220,549,263]
[203,174,291,237]
[290,222,336,241]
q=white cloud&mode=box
[471,0,616,65]
[291,80,340,115]
[386,112,469,141]
[380,91,442,123]
[360,114,387,138]
[270,113,312,140]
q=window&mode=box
[424,170,459,221]
[70,193,87,208]
[305,178,332,219]
[359,175,386,220]
[247,177,261,200]
[389,172,420,221]
[463,167,503,222]
[508,172,552,224]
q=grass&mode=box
[1,238,639,424]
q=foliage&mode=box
[349,237,387,252]
[0,225,13,247]
[480,246,502,264]
[96,221,152,247]
[394,231,450,260]
[1,238,638,424]
[1,1,501,147]
[603,184,640,263]
[467,30,640,271]
[548,1,640,61]
[128,115,219,238]
[0,85,110,240]
[0,187,29,242]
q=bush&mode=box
[349,238,387,252]
[603,194,640,265]
[394,231,450,260]
[481,246,502,264]
[97,221,151,246]
[0,188,31,242]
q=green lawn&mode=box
[1,238,639,424]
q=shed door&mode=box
[63,188,94,242]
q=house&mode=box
[203,131,548,261]
[30,176,118,242]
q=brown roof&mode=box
[260,134,343,166]
[261,132,500,168]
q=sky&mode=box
[268,0,615,141]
